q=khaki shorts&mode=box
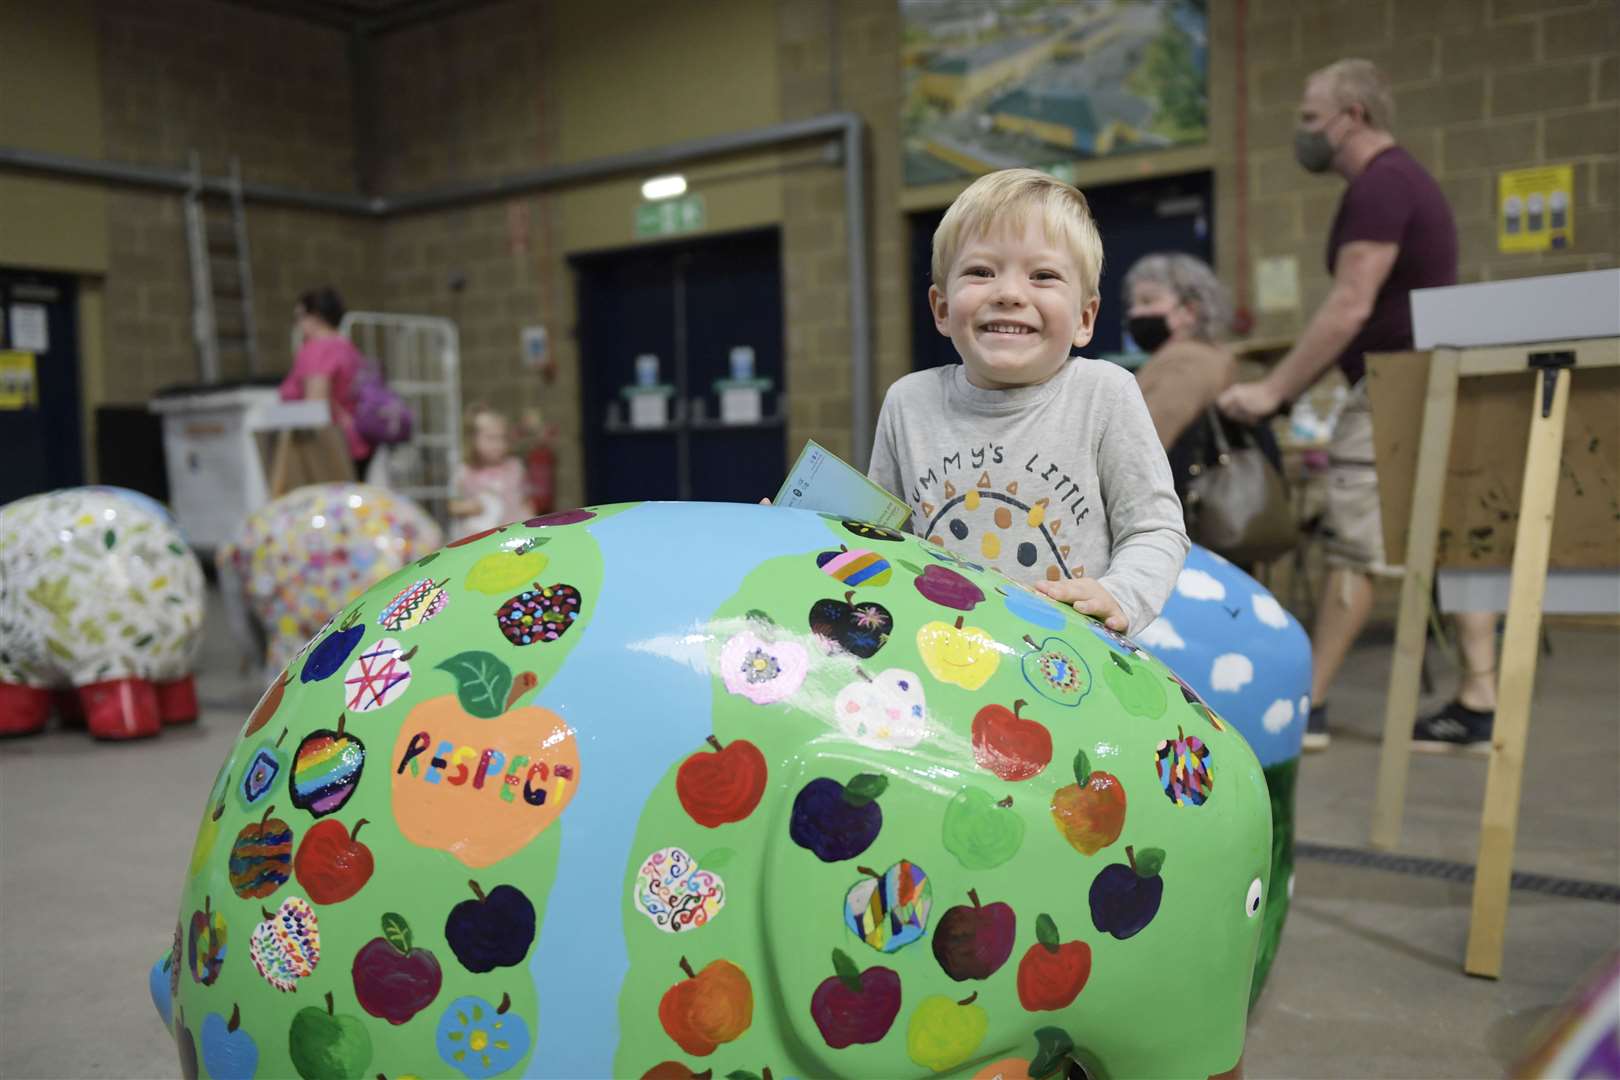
[1321,383,1402,577]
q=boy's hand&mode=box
[1034,576,1128,632]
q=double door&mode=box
[575,229,785,505]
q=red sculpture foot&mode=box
[80,678,162,740]
[0,683,51,736]
[155,675,199,725]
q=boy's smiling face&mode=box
[930,216,1100,390]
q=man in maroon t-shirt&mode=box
[1221,60,1497,753]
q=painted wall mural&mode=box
[156,503,1270,1079]
[902,0,1209,186]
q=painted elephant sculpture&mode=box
[0,486,205,738]
[217,483,442,677]
[1138,544,1312,1005]
[155,503,1269,1080]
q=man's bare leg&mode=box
[1303,567,1375,749]
[1452,609,1499,711]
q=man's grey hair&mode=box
[1310,58,1395,131]
[1123,253,1231,344]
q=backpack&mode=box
[352,357,413,446]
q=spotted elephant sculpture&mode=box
[155,503,1268,1079]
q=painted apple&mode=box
[187,895,227,985]
[1089,845,1166,940]
[189,786,228,878]
[808,591,892,658]
[1101,649,1167,719]
[634,846,726,932]
[1016,912,1092,1011]
[942,787,1025,870]
[525,508,594,527]
[810,948,902,1049]
[200,1004,258,1080]
[228,805,293,900]
[658,956,753,1056]
[817,545,893,587]
[843,860,932,953]
[288,991,371,1080]
[175,1008,200,1080]
[932,888,1016,981]
[242,670,290,736]
[445,880,536,973]
[436,991,532,1079]
[353,912,443,1024]
[300,607,364,683]
[249,896,319,992]
[842,519,905,542]
[465,539,550,594]
[1050,749,1126,856]
[1020,634,1092,707]
[677,736,767,827]
[495,581,581,645]
[293,818,374,905]
[790,774,887,862]
[289,714,365,818]
[390,697,580,868]
[236,727,290,812]
[341,638,416,713]
[718,631,808,705]
[971,698,1052,781]
[379,577,452,633]
[149,951,175,1029]
[999,584,1066,631]
[1156,726,1213,806]
[907,992,988,1073]
[914,563,985,611]
[834,667,927,749]
[917,615,1001,691]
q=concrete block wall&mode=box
[1234,0,1619,342]
[96,0,380,391]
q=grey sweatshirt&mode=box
[867,358,1189,634]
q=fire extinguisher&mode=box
[523,415,556,516]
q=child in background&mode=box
[867,169,1188,634]
[449,405,534,536]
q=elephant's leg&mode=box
[80,677,161,740]
[154,675,199,725]
[0,682,51,736]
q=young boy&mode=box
[868,168,1188,634]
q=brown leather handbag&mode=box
[1183,408,1296,566]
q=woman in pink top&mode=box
[280,286,373,474]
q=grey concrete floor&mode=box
[2,593,1616,1079]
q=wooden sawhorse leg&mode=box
[1464,366,1571,977]
[1370,350,1461,850]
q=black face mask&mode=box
[1128,314,1172,353]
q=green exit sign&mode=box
[634,194,706,238]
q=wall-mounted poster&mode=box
[901,0,1209,186]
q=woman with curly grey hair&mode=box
[1123,253,1240,497]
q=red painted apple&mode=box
[1016,912,1092,1011]
[1050,748,1126,856]
[809,948,902,1049]
[293,818,374,905]
[676,736,767,828]
[932,888,1016,981]
[971,699,1052,782]
[352,912,442,1025]
[658,956,753,1056]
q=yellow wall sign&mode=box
[1498,164,1574,253]
[0,350,38,409]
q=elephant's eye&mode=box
[1245,877,1263,918]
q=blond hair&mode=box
[931,168,1104,300]
[1309,58,1395,131]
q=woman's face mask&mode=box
[1127,314,1173,353]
